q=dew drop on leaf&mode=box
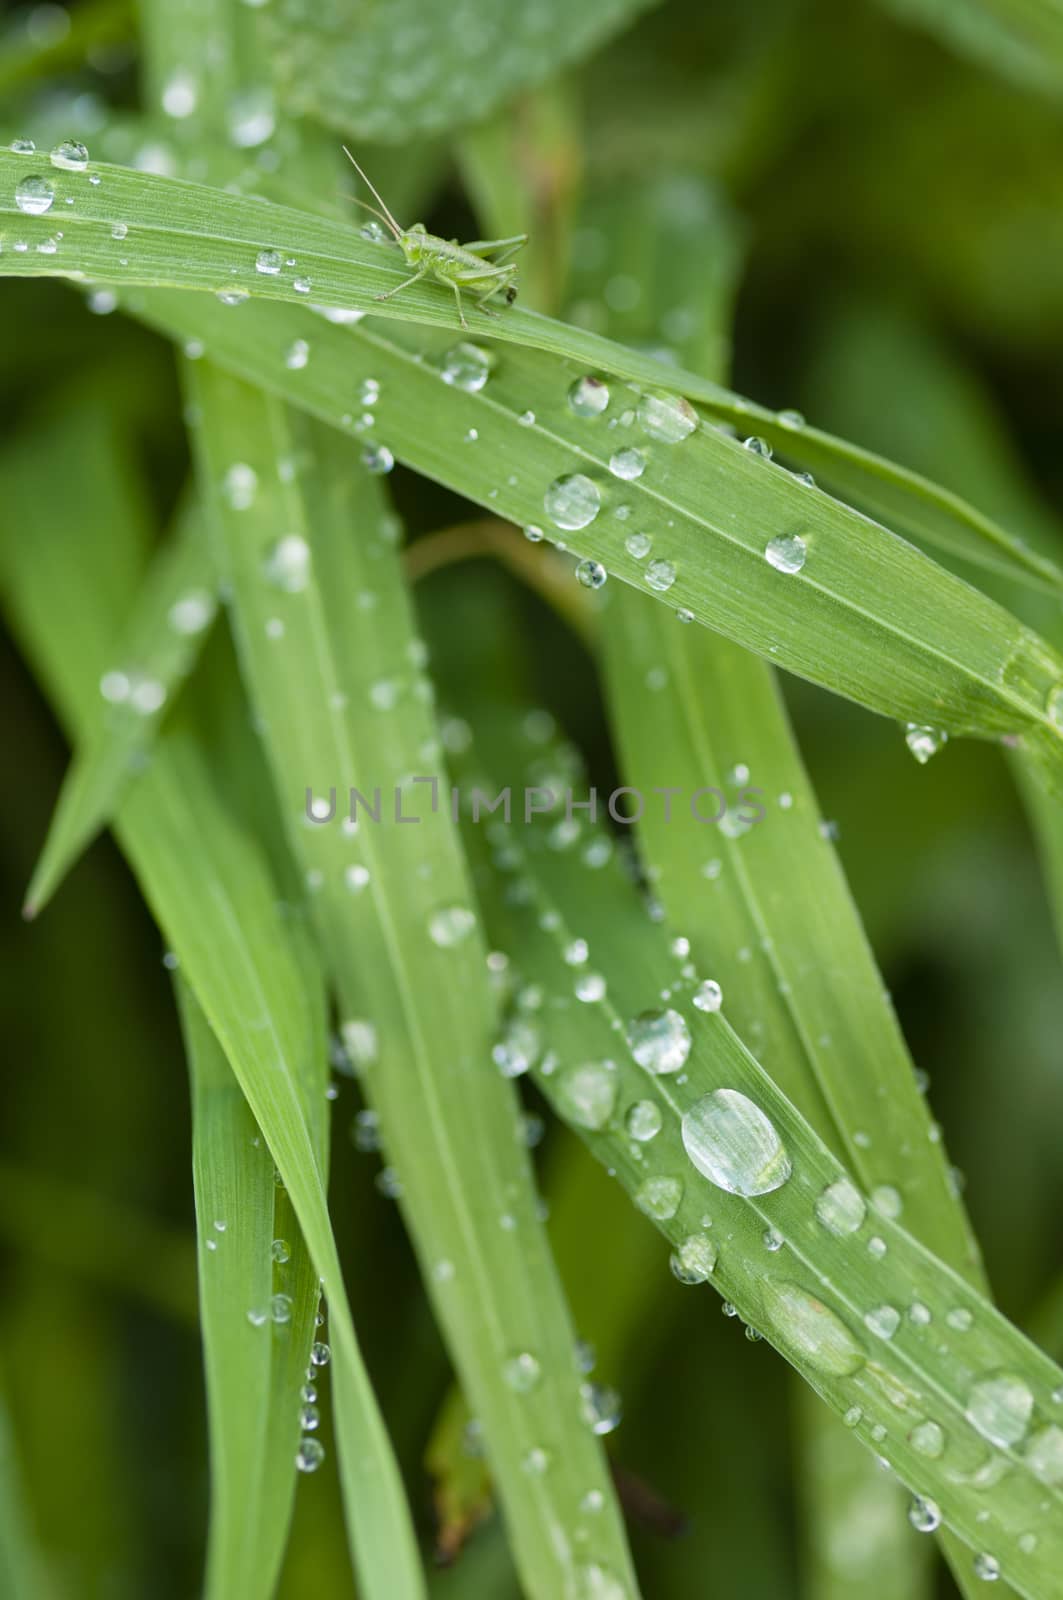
[635,1175,683,1220]
[609,447,645,481]
[14,175,54,215]
[555,1061,617,1130]
[681,1089,791,1195]
[545,473,601,531]
[295,1437,325,1472]
[966,1373,1034,1447]
[637,390,697,442]
[670,1234,718,1283]
[627,1008,691,1074]
[905,724,948,764]
[50,139,89,170]
[625,531,652,560]
[765,534,807,574]
[759,1281,865,1377]
[568,375,609,416]
[625,1100,662,1142]
[441,341,491,392]
[908,1495,941,1533]
[814,1177,866,1235]
[693,979,723,1013]
[909,1419,945,1457]
[504,1351,541,1393]
[575,558,607,590]
[645,558,676,592]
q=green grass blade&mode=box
[178,976,325,1600]
[188,358,639,1600]
[0,415,428,1600]
[0,1388,50,1600]
[0,146,1057,592]
[876,0,1063,97]
[264,0,659,141]
[23,497,216,917]
[448,707,1063,1598]
[75,281,1063,787]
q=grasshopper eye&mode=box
[505,284,518,304]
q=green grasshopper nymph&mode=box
[343,147,526,330]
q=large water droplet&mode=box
[635,1175,683,1220]
[627,1008,691,1074]
[681,1089,791,1195]
[568,375,609,416]
[966,1373,1034,1447]
[759,1281,865,1377]
[555,1061,617,1130]
[764,534,807,574]
[14,175,54,215]
[545,473,601,531]
[638,390,697,442]
[814,1177,866,1235]
[441,341,491,392]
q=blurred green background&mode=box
[2,0,1063,1594]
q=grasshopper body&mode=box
[344,148,526,328]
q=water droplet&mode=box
[247,1308,268,1327]
[682,1089,791,1195]
[292,275,312,294]
[1045,685,1063,728]
[545,473,601,532]
[492,1016,540,1078]
[295,1437,325,1472]
[568,375,610,416]
[625,531,652,560]
[635,1175,683,1220]
[9,138,35,154]
[580,1382,622,1435]
[271,1238,290,1264]
[111,221,128,241]
[428,905,476,947]
[905,724,947,764]
[519,409,536,426]
[14,175,54,215]
[168,590,214,635]
[759,1281,865,1377]
[362,444,394,475]
[871,1184,903,1219]
[645,558,676,593]
[576,559,607,590]
[162,70,197,118]
[609,448,645,481]
[814,1178,866,1235]
[441,342,491,392]
[909,1419,945,1457]
[908,1495,941,1533]
[344,864,370,893]
[50,140,89,171]
[574,972,606,1002]
[256,248,282,275]
[299,1402,320,1430]
[523,524,544,542]
[1025,1423,1063,1483]
[310,1341,331,1367]
[271,1292,293,1324]
[351,1108,381,1150]
[763,1227,784,1252]
[263,534,311,592]
[973,1553,1000,1583]
[743,436,772,458]
[285,338,310,369]
[625,1100,662,1141]
[765,534,807,574]
[865,1305,901,1340]
[228,87,274,147]
[504,1351,541,1393]
[946,1306,973,1332]
[556,1061,617,1130]
[222,462,257,510]
[693,979,722,1013]
[966,1373,1034,1447]
[627,1008,691,1074]
[523,1446,550,1474]
[638,390,697,442]
[844,1406,862,1427]
[670,1234,718,1283]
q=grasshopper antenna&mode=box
[342,147,402,240]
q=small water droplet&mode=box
[814,1178,866,1235]
[609,447,645,481]
[310,1341,331,1367]
[580,1382,622,1435]
[271,1238,290,1264]
[523,524,544,542]
[556,1061,617,1130]
[50,140,89,171]
[908,1495,941,1533]
[574,972,606,1002]
[568,375,609,416]
[285,338,310,369]
[625,531,652,560]
[865,1304,901,1339]
[871,1184,903,1219]
[909,1419,945,1457]
[441,342,491,392]
[271,1292,293,1324]
[523,1446,550,1474]
[362,444,394,475]
[222,462,258,510]
[504,1351,541,1393]
[545,473,601,531]
[428,905,476,947]
[670,1234,718,1283]
[263,534,311,592]
[635,1175,683,1220]
[576,558,607,590]
[295,1437,325,1472]
[645,558,676,593]
[111,220,128,240]
[627,1008,691,1074]
[743,436,772,458]
[492,1016,540,1079]
[693,979,722,1013]
[966,1373,1034,1447]
[256,248,282,275]
[638,390,697,442]
[905,724,947,764]
[625,1100,662,1141]
[292,275,312,294]
[765,534,807,574]
[14,175,54,215]
[168,590,215,635]
[682,1089,791,1195]
[946,1306,973,1332]
[973,1553,1000,1583]
[9,138,35,154]
[1025,1423,1063,1484]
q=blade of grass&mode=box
[70,279,1063,789]
[0,1386,50,1600]
[24,495,217,917]
[447,704,1063,1599]
[188,358,640,1599]
[0,146,1058,593]
[0,412,428,1600]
